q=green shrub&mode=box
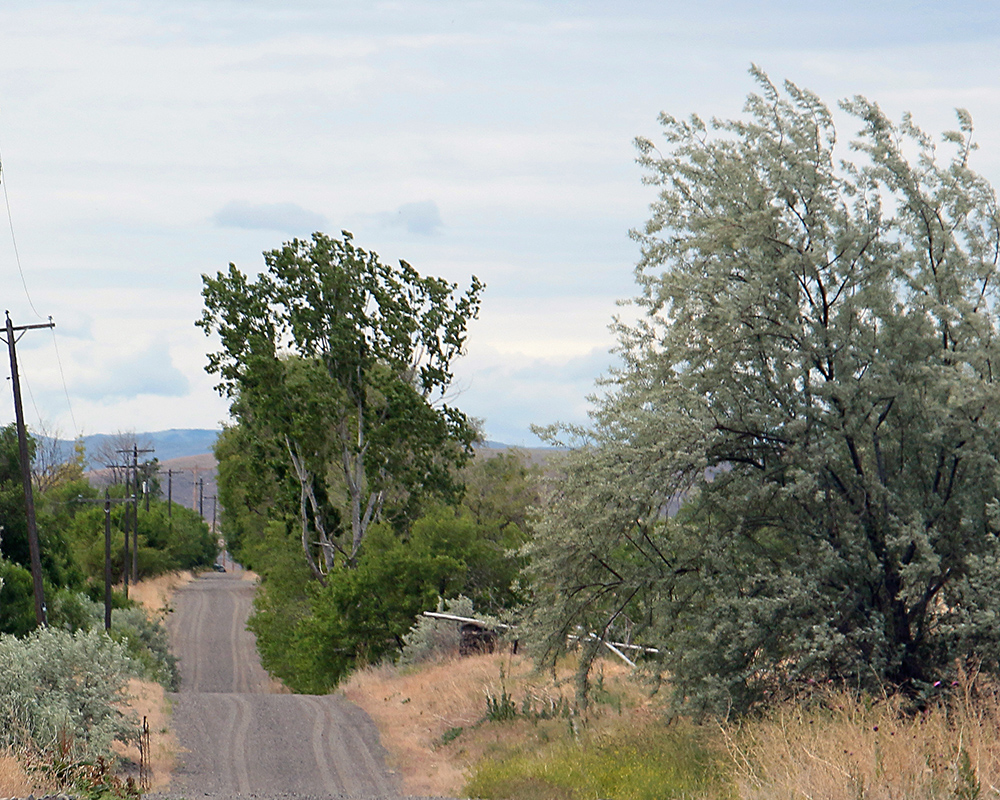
[50,591,179,689]
[101,604,179,690]
[0,627,139,762]
[400,595,475,664]
[0,558,36,636]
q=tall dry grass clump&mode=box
[728,666,1000,800]
[342,651,534,796]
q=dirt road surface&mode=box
[158,568,435,800]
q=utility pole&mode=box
[190,465,204,510]
[106,463,133,595]
[198,477,204,518]
[166,469,173,518]
[2,311,54,627]
[77,490,131,630]
[121,444,153,585]
[104,490,112,629]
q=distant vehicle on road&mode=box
[212,563,226,573]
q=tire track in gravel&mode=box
[161,570,403,799]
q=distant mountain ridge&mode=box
[44,428,222,466]
[45,430,524,466]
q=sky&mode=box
[1,1,999,446]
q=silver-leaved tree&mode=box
[530,69,1000,716]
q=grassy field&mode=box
[343,650,1000,800]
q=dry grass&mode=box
[124,570,195,616]
[0,679,176,796]
[114,678,177,792]
[727,670,1000,800]
[343,652,512,796]
[117,572,193,791]
[0,751,58,797]
[341,649,643,797]
[344,650,1000,800]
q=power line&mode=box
[49,324,79,436]
[18,358,44,426]
[0,117,41,319]
[0,115,77,433]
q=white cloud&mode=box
[451,344,618,446]
[367,200,444,235]
[70,340,190,402]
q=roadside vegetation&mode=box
[7,68,1000,800]
[0,423,212,797]
[345,644,1000,800]
[262,73,1000,800]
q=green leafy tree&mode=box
[0,425,81,596]
[0,424,31,570]
[199,231,483,578]
[64,498,215,582]
[531,70,1000,715]
[213,422,298,570]
[249,521,466,692]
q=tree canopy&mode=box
[199,231,484,578]
[530,70,1000,715]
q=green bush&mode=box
[0,627,139,762]
[100,604,179,690]
[400,595,476,665]
[0,558,37,636]
[47,591,179,689]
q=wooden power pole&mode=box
[119,443,153,585]
[2,311,55,627]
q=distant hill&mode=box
[40,429,567,464]
[42,428,222,466]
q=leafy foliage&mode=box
[242,448,539,690]
[250,521,465,692]
[0,627,139,762]
[0,558,36,636]
[530,70,1000,715]
[199,231,483,575]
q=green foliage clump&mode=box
[103,604,179,690]
[0,558,37,636]
[241,449,538,692]
[0,627,139,762]
[531,70,1000,716]
[63,499,215,584]
[250,521,465,693]
[400,595,476,664]
[1,425,84,595]
[464,722,730,800]
[46,591,179,690]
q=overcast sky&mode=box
[1,1,998,446]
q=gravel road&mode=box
[155,568,440,800]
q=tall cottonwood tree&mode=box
[530,70,1000,715]
[199,231,483,581]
